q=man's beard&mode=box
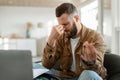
[68,22,77,38]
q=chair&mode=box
[104,53,120,80]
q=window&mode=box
[81,0,98,30]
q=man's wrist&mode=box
[82,59,95,66]
[47,39,55,47]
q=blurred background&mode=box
[0,0,119,58]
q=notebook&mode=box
[0,50,33,80]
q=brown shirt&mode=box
[42,24,107,79]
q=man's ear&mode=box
[74,15,79,22]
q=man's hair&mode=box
[55,3,78,17]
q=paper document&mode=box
[33,68,49,78]
[33,63,49,78]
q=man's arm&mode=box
[42,25,64,69]
[81,32,107,78]
[81,32,106,68]
[42,41,61,69]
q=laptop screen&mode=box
[0,50,33,80]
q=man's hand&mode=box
[48,25,64,47]
[81,41,96,62]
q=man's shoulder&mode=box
[83,27,102,41]
[85,27,100,36]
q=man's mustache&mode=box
[64,30,69,32]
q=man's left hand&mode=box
[81,41,96,62]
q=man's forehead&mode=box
[57,13,71,24]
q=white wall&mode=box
[0,6,57,56]
[0,6,56,38]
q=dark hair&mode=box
[55,3,78,17]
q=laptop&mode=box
[0,50,33,80]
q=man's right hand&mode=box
[47,25,64,47]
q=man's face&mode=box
[57,13,77,38]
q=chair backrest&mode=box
[104,53,120,78]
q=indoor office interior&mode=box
[0,0,120,80]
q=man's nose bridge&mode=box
[62,25,66,30]
[62,25,65,28]
[63,25,67,29]
[63,26,67,31]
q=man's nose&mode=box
[63,25,67,29]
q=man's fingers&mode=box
[87,45,96,60]
[83,41,96,54]
[57,29,64,34]
[90,43,95,46]
[87,44,93,54]
[83,41,89,46]
[81,54,87,62]
[54,25,64,34]
[88,44,96,55]
[82,41,97,62]
[56,25,64,30]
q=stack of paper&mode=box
[33,68,49,78]
[33,63,49,78]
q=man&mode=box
[42,3,107,80]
